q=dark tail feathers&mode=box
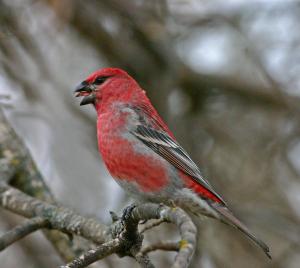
[211,203,271,259]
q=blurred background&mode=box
[0,0,300,267]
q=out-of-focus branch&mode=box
[178,66,300,114]
[62,0,300,117]
[4,0,297,118]
[0,217,49,251]
[0,108,97,261]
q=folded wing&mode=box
[131,124,226,204]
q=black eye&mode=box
[94,76,108,85]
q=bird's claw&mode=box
[121,204,136,223]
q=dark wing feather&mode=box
[131,125,226,204]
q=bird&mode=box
[74,67,270,258]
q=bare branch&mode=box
[118,204,197,268]
[61,239,155,268]
[0,182,109,244]
[0,180,196,267]
[140,241,180,255]
[60,204,196,268]
[60,239,121,268]
[0,217,49,251]
[160,207,197,268]
[140,218,167,233]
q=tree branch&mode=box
[0,182,109,244]
[60,239,122,268]
[0,217,49,251]
[0,181,197,267]
[140,241,180,255]
[140,218,167,233]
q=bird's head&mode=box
[74,67,136,107]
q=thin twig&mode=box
[0,217,49,251]
[60,239,121,268]
[140,241,180,255]
[140,218,167,233]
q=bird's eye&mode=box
[94,77,107,85]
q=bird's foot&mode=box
[121,203,137,224]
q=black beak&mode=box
[74,81,96,106]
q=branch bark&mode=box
[140,241,180,255]
[0,217,49,251]
[60,239,122,268]
[0,182,109,244]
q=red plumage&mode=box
[75,67,270,258]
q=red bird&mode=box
[74,67,270,258]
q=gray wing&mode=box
[131,125,226,204]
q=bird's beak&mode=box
[74,81,96,106]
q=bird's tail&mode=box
[210,203,271,259]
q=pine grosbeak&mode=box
[74,67,270,258]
